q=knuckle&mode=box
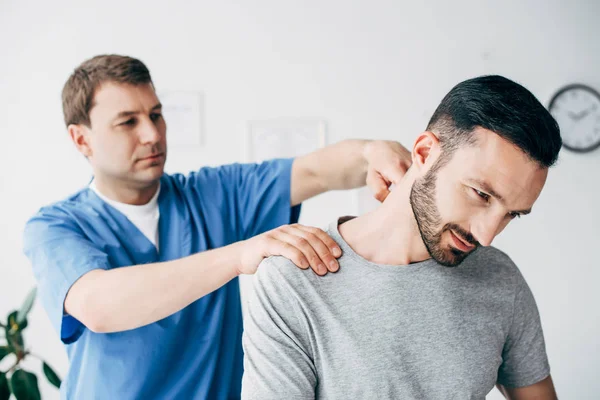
[294,249,306,260]
[294,237,310,249]
[295,256,308,269]
[322,255,335,265]
[309,227,325,236]
[314,242,331,256]
[305,232,317,243]
[308,254,321,265]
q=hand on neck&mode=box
[339,180,432,266]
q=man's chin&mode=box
[130,169,164,188]
[433,247,475,268]
[138,164,165,177]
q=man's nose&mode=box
[138,118,161,145]
[472,214,505,247]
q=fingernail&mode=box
[329,261,339,271]
[332,247,342,257]
[319,264,327,275]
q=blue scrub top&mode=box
[23,159,301,399]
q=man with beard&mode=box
[241,75,561,400]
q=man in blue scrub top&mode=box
[23,54,412,399]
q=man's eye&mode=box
[120,119,135,126]
[150,113,162,122]
[473,189,490,201]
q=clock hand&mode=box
[578,104,598,120]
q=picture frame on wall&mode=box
[158,90,204,146]
[245,118,327,163]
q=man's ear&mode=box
[411,131,440,172]
[68,124,92,158]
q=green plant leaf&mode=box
[16,288,37,326]
[4,317,25,355]
[42,362,61,389]
[0,346,11,363]
[7,333,24,355]
[7,311,27,333]
[0,372,10,400]
[10,369,41,400]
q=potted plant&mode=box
[0,288,61,400]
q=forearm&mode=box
[496,376,557,400]
[291,139,370,205]
[65,242,242,333]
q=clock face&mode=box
[548,84,600,153]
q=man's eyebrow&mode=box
[113,103,162,121]
[467,179,532,215]
[471,179,504,201]
[114,110,138,120]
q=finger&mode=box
[376,154,410,186]
[265,236,310,270]
[368,142,411,185]
[293,225,342,258]
[366,169,390,202]
[384,163,408,185]
[293,224,342,257]
[272,230,329,275]
[285,226,340,272]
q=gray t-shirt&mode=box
[242,219,550,400]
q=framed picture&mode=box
[245,118,327,162]
[158,90,204,146]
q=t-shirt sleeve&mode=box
[23,208,111,344]
[496,275,550,388]
[242,257,316,400]
[213,158,301,240]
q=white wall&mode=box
[1,0,598,398]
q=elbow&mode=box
[64,271,115,333]
[82,310,112,334]
[69,291,113,333]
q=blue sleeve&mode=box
[23,208,111,344]
[195,158,301,241]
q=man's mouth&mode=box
[140,153,164,161]
[449,230,475,251]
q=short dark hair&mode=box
[62,54,153,127]
[426,75,562,168]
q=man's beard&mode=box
[409,164,478,267]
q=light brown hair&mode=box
[61,54,153,127]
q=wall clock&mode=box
[548,84,600,153]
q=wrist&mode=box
[362,140,375,166]
[228,241,246,277]
[224,242,240,277]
